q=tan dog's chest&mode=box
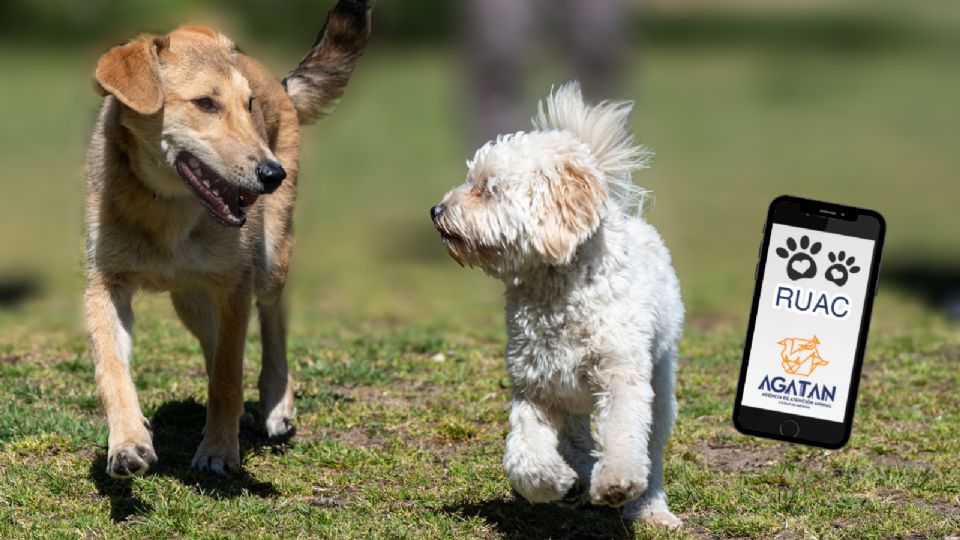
[90,196,262,292]
[116,246,247,292]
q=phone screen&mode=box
[740,223,876,423]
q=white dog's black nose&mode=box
[431,204,444,222]
[256,160,286,193]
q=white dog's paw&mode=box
[589,460,647,507]
[622,493,683,529]
[640,509,683,529]
[505,455,580,503]
[191,436,240,475]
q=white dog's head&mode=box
[432,82,652,278]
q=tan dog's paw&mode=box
[265,414,294,438]
[191,436,239,475]
[259,371,296,438]
[589,461,647,507]
[263,401,296,438]
[107,441,157,479]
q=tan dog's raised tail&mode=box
[85,0,372,478]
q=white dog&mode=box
[431,82,683,528]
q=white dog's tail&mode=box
[533,81,653,213]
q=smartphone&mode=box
[733,195,885,448]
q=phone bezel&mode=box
[733,195,885,449]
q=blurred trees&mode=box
[0,0,456,46]
[0,0,953,54]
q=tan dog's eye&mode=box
[192,97,218,113]
[247,97,254,113]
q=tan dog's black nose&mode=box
[431,204,444,222]
[256,160,286,193]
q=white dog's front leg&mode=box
[503,396,579,503]
[622,351,682,528]
[590,365,654,507]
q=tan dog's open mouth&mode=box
[175,152,259,227]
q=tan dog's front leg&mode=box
[191,277,252,475]
[257,298,295,437]
[86,276,156,479]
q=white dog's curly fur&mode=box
[432,82,684,528]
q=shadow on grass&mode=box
[89,398,293,523]
[444,496,635,540]
[882,259,960,320]
[0,273,40,308]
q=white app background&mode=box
[741,223,875,422]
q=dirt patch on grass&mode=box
[697,441,787,473]
[327,381,436,408]
[275,486,363,509]
[307,485,358,508]
[879,488,960,520]
[871,453,930,470]
[687,312,737,333]
[676,514,720,539]
[321,424,385,449]
[300,381,490,453]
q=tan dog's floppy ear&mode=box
[537,162,608,265]
[94,36,166,115]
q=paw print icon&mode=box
[825,251,860,287]
[776,235,822,281]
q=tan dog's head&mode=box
[95,26,286,227]
[431,82,651,279]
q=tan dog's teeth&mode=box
[188,158,199,168]
[203,180,211,187]
[213,189,220,197]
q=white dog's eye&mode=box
[471,178,491,198]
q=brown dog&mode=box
[85,0,372,478]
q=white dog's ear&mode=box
[536,162,607,264]
[95,36,166,115]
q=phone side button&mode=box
[779,419,800,438]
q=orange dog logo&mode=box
[778,335,828,376]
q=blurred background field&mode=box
[0,0,958,537]
[1,0,959,329]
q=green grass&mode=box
[1,14,960,538]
